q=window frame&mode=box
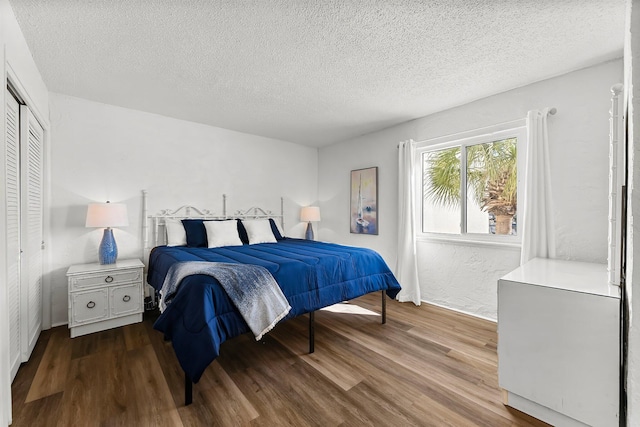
[415,121,527,245]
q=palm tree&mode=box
[424,138,517,235]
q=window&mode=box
[417,124,526,242]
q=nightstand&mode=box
[67,259,144,338]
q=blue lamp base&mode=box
[305,222,314,240]
[99,228,118,264]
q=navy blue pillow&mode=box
[269,218,284,240]
[181,219,207,247]
[236,219,249,244]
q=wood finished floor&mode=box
[11,293,549,426]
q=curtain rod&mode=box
[548,107,557,115]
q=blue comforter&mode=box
[147,238,401,383]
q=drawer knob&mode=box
[105,276,114,283]
[86,301,96,309]
[122,295,131,302]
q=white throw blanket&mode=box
[159,261,291,340]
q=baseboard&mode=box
[420,299,497,323]
[51,321,68,328]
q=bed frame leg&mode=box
[185,373,193,406]
[309,311,315,353]
[381,290,386,324]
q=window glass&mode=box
[422,147,460,234]
[419,128,523,241]
[466,138,517,235]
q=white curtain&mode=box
[520,108,556,265]
[396,140,421,305]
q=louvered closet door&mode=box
[19,105,43,361]
[5,90,21,381]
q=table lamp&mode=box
[300,206,321,240]
[86,201,129,264]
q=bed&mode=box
[143,192,401,405]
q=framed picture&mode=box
[350,167,378,235]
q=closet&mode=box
[5,87,44,381]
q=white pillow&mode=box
[204,220,243,248]
[242,219,277,244]
[165,219,187,246]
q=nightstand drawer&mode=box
[69,268,142,291]
[71,289,109,325]
[110,283,142,316]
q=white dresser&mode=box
[498,258,620,427]
[67,259,145,338]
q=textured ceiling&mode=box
[9,0,626,147]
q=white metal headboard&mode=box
[142,190,285,253]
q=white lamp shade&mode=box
[86,202,129,228]
[300,206,321,222]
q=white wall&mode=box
[1,0,50,424]
[319,58,622,320]
[626,0,639,424]
[48,93,318,326]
